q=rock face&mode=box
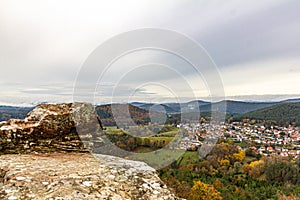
[0,103,180,199]
[0,153,179,200]
[0,103,103,154]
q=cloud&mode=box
[193,0,300,66]
[0,0,299,105]
[220,57,300,96]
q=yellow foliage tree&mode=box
[233,150,246,162]
[219,159,230,166]
[189,181,222,200]
[242,160,264,178]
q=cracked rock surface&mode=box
[0,153,179,200]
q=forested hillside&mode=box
[234,103,300,126]
[0,106,33,121]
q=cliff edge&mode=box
[0,103,179,200]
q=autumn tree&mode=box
[162,177,191,199]
[189,181,222,200]
[233,150,246,162]
[242,160,265,178]
[213,179,223,190]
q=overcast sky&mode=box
[0,0,299,105]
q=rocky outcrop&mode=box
[0,103,103,154]
[0,103,180,199]
[0,153,179,200]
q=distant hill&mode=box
[131,100,278,114]
[199,100,278,114]
[96,104,166,126]
[0,103,160,127]
[0,106,33,121]
[130,102,148,107]
[97,103,214,125]
[135,103,177,113]
[130,100,213,113]
[163,100,210,113]
[0,99,299,125]
[281,98,300,103]
[234,102,300,126]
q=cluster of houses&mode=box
[177,122,300,157]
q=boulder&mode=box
[0,103,103,154]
